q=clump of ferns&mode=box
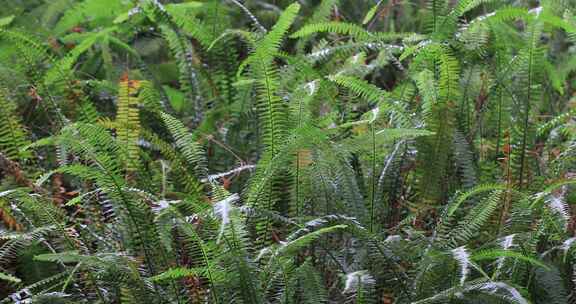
[3,1,576,303]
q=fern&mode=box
[242,3,301,246]
[1,1,576,303]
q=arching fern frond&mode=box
[159,112,208,179]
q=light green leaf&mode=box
[0,271,21,283]
[362,1,382,25]
[0,15,15,27]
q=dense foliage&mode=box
[2,0,576,302]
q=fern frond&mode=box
[0,90,30,160]
[292,22,373,40]
[116,78,142,172]
[242,4,303,246]
[160,112,208,179]
[240,2,300,76]
[412,279,528,304]
[471,249,549,270]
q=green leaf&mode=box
[362,1,381,25]
[0,15,15,27]
[472,249,550,270]
[163,85,185,112]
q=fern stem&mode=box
[432,0,437,33]
[495,88,503,158]
[518,29,535,189]
[295,91,306,219]
[376,141,403,224]
[229,0,267,34]
[369,124,377,233]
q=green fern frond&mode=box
[445,183,512,217]
[412,279,528,304]
[292,21,410,42]
[246,1,300,154]
[329,75,390,102]
[138,128,204,196]
[0,90,30,160]
[159,112,208,179]
[471,249,549,270]
[151,267,201,282]
[329,75,412,128]
[0,272,70,304]
[446,190,503,247]
[277,224,347,257]
[239,2,300,76]
[292,22,373,40]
